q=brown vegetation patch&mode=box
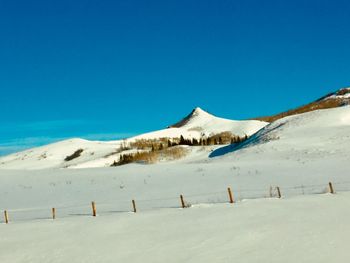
[111,146,188,166]
[130,138,172,150]
[336,88,350,96]
[256,97,350,123]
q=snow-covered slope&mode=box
[0,107,268,170]
[0,138,122,170]
[210,106,350,168]
[256,87,350,122]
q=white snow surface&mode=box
[1,193,350,263]
[1,106,350,262]
[0,107,267,170]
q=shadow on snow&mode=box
[209,122,285,158]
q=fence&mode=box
[0,181,346,224]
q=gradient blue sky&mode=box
[1,0,350,155]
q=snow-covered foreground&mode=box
[0,156,349,223]
[1,193,349,263]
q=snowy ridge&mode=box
[322,87,350,100]
[255,87,350,122]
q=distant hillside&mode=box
[256,87,350,122]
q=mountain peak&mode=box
[169,107,213,128]
[192,107,211,116]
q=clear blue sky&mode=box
[0,0,350,155]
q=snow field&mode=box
[1,192,350,263]
[0,163,346,224]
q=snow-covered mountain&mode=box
[131,107,267,140]
[1,88,350,171]
[0,107,268,170]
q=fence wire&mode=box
[0,181,347,224]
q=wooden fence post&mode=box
[52,208,56,220]
[329,182,334,194]
[276,187,281,198]
[91,201,97,217]
[227,187,234,204]
[269,186,273,198]
[180,195,185,208]
[132,199,137,213]
[4,210,9,224]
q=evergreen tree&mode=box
[180,135,185,145]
